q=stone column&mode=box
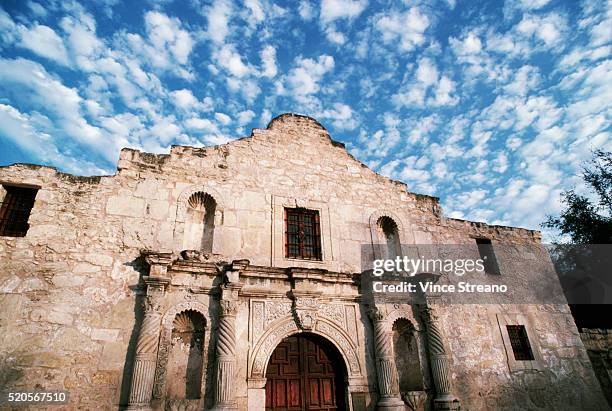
[127,276,169,410]
[420,305,460,411]
[212,272,243,411]
[368,306,405,411]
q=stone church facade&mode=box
[0,114,608,410]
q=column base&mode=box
[377,395,405,411]
[126,405,152,411]
[211,404,238,411]
[434,396,461,411]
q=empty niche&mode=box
[166,310,206,402]
[392,319,424,394]
[183,192,216,253]
[377,216,401,260]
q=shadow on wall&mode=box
[119,256,148,410]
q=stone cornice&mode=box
[141,250,360,286]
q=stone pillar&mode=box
[421,305,460,411]
[127,276,169,410]
[212,271,243,411]
[368,306,405,411]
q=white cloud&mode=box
[392,58,457,108]
[185,118,219,134]
[503,65,540,95]
[299,1,315,20]
[516,13,567,47]
[320,0,368,24]
[453,189,488,210]
[214,44,252,78]
[260,45,277,77]
[0,103,107,175]
[19,24,70,66]
[27,2,48,18]
[143,11,193,67]
[416,57,438,85]
[170,89,199,110]
[215,112,232,125]
[206,0,233,44]
[324,27,347,44]
[318,103,358,130]
[375,7,429,51]
[286,55,335,96]
[237,110,256,125]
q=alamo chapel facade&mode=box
[0,114,608,410]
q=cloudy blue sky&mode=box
[0,0,610,237]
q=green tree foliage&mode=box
[543,150,612,243]
[543,150,612,328]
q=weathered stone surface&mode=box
[0,114,607,410]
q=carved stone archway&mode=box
[247,315,364,411]
[249,316,362,382]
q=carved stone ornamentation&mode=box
[127,276,169,410]
[212,283,243,411]
[252,321,299,375]
[152,329,171,399]
[319,303,346,328]
[367,305,404,411]
[291,292,320,331]
[420,305,460,411]
[264,300,292,328]
[402,390,427,411]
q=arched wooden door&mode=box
[265,334,347,411]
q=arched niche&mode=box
[166,310,206,401]
[174,185,225,253]
[183,192,216,252]
[153,301,212,405]
[368,210,409,261]
[392,318,425,393]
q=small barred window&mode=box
[506,325,534,361]
[0,185,38,237]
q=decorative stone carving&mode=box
[264,300,292,328]
[367,305,404,411]
[290,292,320,331]
[320,303,346,328]
[127,276,169,410]
[250,317,362,380]
[212,282,242,411]
[251,301,265,339]
[316,321,360,374]
[152,329,172,399]
[402,390,427,411]
[252,321,300,375]
[420,305,460,411]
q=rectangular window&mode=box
[0,185,38,237]
[506,325,534,361]
[476,238,500,275]
[284,208,322,260]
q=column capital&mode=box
[366,305,387,323]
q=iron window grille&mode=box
[0,185,38,237]
[284,207,322,260]
[506,325,535,361]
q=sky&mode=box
[0,0,610,238]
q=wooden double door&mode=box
[265,334,346,411]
